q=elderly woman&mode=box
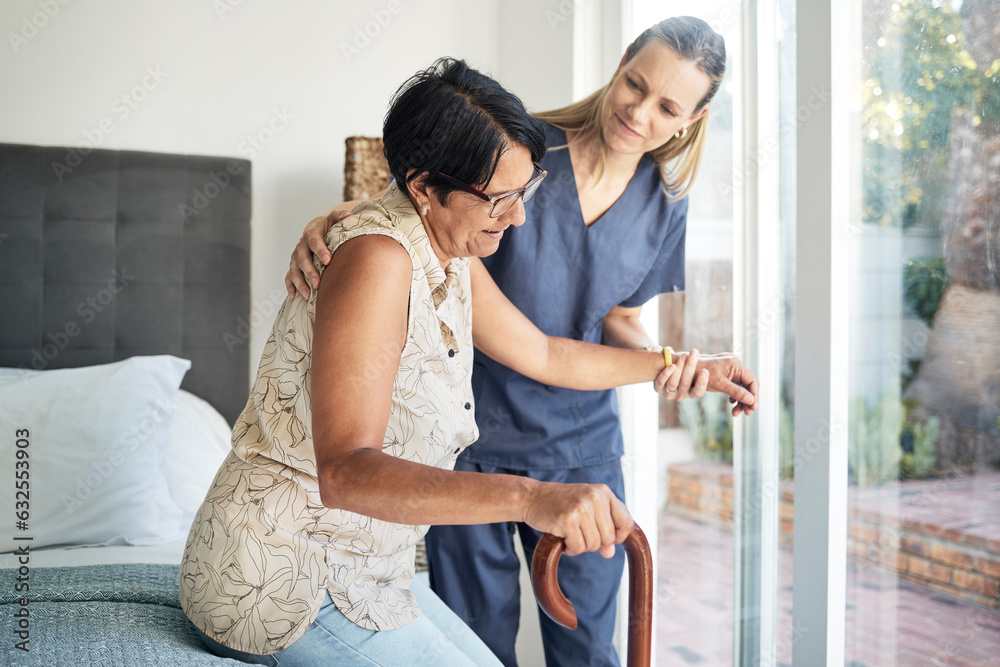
[179,58,690,666]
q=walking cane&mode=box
[531,524,653,667]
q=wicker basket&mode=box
[343,136,391,201]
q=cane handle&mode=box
[530,524,653,667]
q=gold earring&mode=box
[674,126,688,140]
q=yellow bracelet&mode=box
[644,345,674,367]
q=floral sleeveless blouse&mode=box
[180,182,478,654]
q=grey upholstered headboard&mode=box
[0,143,251,424]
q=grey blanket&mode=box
[0,563,240,666]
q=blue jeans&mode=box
[425,460,625,667]
[194,576,502,666]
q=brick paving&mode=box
[656,510,1000,666]
[848,475,1000,610]
[667,465,1000,611]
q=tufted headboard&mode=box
[0,143,252,424]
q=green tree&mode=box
[861,0,991,228]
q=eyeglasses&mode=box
[437,164,547,218]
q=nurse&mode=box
[284,17,755,667]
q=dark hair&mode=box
[382,57,546,205]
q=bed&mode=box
[0,142,252,665]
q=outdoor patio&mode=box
[656,469,1000,666]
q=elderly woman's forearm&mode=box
[317,448,536,525]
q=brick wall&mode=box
[667,460,1000,609]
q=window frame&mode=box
[733,0,782,664]
[790,0,851,663]
[614,0,851,662]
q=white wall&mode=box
[0,0,501,366]
[849,226,941,404]
[497,0,574,112]
[0,3,605,664]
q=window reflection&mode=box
[846,0,1000,663]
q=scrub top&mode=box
[463,123,688,471]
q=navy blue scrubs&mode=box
[425,123,687,666]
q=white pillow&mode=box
[0,356,191,551]
[0,367,39,385]
[163,389,233,523]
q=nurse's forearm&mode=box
[536,337,666,390]
[601,309,656,350]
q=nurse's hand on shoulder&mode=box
[522,482,633,559]
[654,349,759,417]
[285,207,348,301]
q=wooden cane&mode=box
[530,524,653,667]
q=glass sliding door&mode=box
[771,0,800,665]
[630,1,999,664]
[842,0,1000,663]
[629,2,741,664]
[627,2,785,665]
[786,0,1000,661]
